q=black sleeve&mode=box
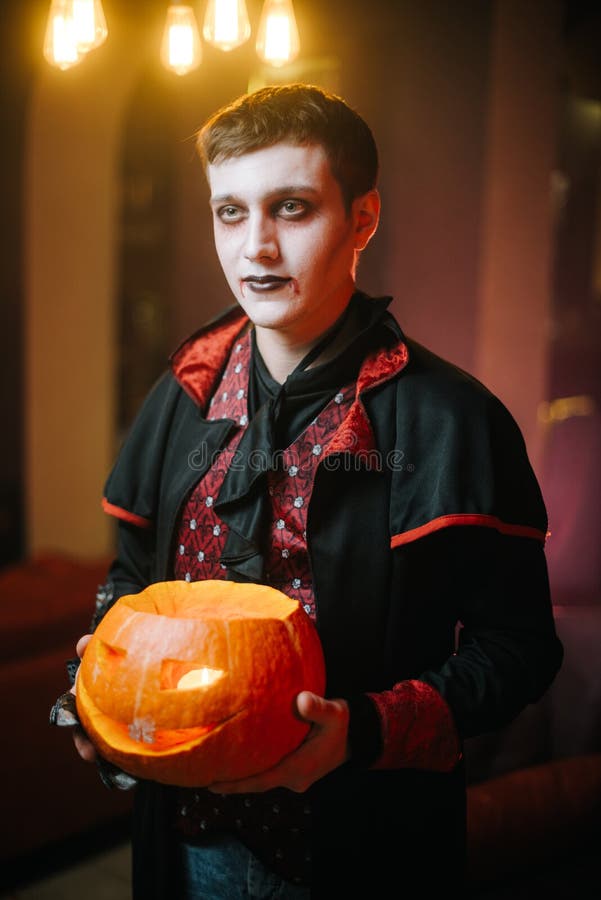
[90,371,180,629]
[103,370,182,525]
[418,526,564,738]
[90,521,156,630]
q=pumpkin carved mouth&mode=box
[77,674,245,756]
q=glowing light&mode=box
[176,667,224,690]
[256,0,300,67]
[72,0,107,52]
[43,0,82,70]
[203,0,251,52]
[43,0,108,69]
[44,0,305,74]
[160,4,202,76]
[537,395,595,426]
[44,0,306,74]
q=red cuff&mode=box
[367,679,462,772]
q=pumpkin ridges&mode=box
[76,580,326,786]
[284,613,326,694]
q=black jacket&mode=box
[100,301,563,897]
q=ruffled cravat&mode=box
[213,291,394,582]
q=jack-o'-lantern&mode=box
[75,579,326,786]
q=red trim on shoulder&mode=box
[102,498,152,529]
[390,513,547,547]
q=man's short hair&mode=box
[197,83,378,211]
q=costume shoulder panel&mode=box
[102,371,183,528]
[388,338,548,544]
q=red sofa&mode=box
[0,554,133,880]
[465,604,601,896]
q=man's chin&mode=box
[236,288,300,322]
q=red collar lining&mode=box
[170,311,409,421]
[169,307,249,409]
[324,342,410,457]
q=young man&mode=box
[63,84,563,898]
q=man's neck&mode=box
[254,303,359,384]
[253,332,313,384]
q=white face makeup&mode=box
[208,142,377,350]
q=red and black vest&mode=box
[172,331,354,885]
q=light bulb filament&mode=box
[73,0,96,46]
[169,24,194,67]
[256,0,300,67]
[215,0,238,44]
[264,13,290,63]
[203,0,251,52]
[53,14,79,65]
[43,0,108,69]
[161,5,202,75]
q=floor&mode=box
[2,838,598,899]
[0,842,132,900]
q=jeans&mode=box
[180,835,311,900]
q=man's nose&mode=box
[243,214,279,261]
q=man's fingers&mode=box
[76,633,92,658]
[72,726,98,763]
[296,691,347,725]
[296,690,322,721]
[49,691,96,761]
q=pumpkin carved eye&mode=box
[160,660,225,691]
[95,639,127,676]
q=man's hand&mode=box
[208,691,350,794]
[70,634,98,763]
[49,634,138,791]
[48,632,97,763]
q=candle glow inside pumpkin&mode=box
[76,580,326,786]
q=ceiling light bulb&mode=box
[71,0,108,52]
[256,0,300,67]
[43,0,83,70]
[160,4,202,76]
[203,0,251,52]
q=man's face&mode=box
[207,142,374,347]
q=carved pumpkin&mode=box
[76,579,326,787]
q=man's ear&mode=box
[353,189,381,251]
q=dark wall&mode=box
[7,0,599,604]
[0,3,40,566]
[336,0,492,373]
[540,2,601,605]
[115,0,494,432]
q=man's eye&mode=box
[218,206,241,222]
[279,200,307,218]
